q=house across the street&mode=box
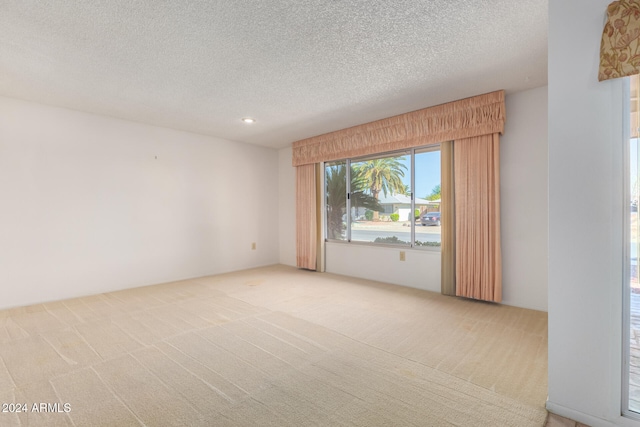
[377,193,439,221]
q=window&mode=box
[414,147,441,247]
[325,160,347,241]
[626,75,640,416]
[629,131,639,412]
[324,145,441,249]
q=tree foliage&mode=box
[354,157,407,200]
[325,164,380,239]
[425,184,441,201]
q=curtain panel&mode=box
[296,164,317,270]
[292,91,505,167]
[440,141,456,296]
[599,0,640,81]
[454,134,502,303]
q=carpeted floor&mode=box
[0,265,548,426]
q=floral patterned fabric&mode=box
[600,0,640,81]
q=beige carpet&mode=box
[0,265,548,426]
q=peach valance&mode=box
[292,90,505,167]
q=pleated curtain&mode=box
[295,164,317,270]
[454,134,502,302]
[440,141,456,296]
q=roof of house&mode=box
[378,194,436,206]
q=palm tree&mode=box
[325,164,380,239]
[354,157,407,220]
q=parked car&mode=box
[420,211,441,226]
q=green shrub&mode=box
[374,236,407,244]
[372,236,442,247]
[390,213,399,221]
[365,210,374,221]
[414,240,442,247]
[414,209,420,218]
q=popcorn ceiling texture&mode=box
[0,1,547,148]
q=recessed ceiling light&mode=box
[242,117,255,124]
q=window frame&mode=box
[323,143,441,251]
[623,75,639,420]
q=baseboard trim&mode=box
[546,400,640,427]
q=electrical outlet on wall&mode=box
[399,251,406,261]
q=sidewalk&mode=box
[351,220,441,234]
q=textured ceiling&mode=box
[0,1,547,149]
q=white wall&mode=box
[326,242,442,292]
[0,96,279,310]
[280,88,550,311]
[548,1,632,426]
[501,86,548,310]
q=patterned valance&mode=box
[599,0,640,81]
[292,91,505,167]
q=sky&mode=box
[399,151,441,199]
[328,150,441,199]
